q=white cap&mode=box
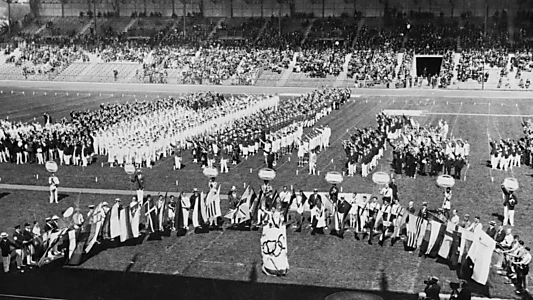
[231,186,236,191]
[52,215,59,220]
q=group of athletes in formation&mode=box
[3,88,533,300]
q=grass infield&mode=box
[1,85,533,299]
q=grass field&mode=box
[1,83,533,300]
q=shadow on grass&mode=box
[57,193,69,202]
[491,213,504,223]
[0,263,418,300]
[0,192,10,200]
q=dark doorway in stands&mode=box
[416,57,443,77]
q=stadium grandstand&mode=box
[0,0,531,89]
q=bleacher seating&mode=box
[72,62,142,83]
[39,17,90,37]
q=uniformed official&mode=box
[49,173,59,204]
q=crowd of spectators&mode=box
[457,50,488,83]
[513,50,533,72]
[294,48,346,78]
[254,19,304,49]
[438,51,455,88]
[6,12,533,89]
[405,23,458,54]
[7,43,85,77]
[308,17,355,41]
[395,50,413,88]
[348,50,397,87]
[355,25,403,51]
[99,42,150,63]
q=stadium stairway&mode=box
[351,18,366,49]
[333,53,352,87]
[208,18,225,40]
[508,13,515,45]
[34,23,48,35]
[300,19,316,46]
[484,66,502,89]
[452,52,461,83]
[276,52,299,87]
[78,22,94,36]
[53,62,91,82]
[123,18,139,33]
[253,19,269,44]
[507,53,514,71]
[395,52,404,77]
[72,62,98,81]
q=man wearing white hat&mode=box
[49,173,59,204]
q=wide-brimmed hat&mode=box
[0,232,8,238]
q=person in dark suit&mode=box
[22,223,35,265]
[227,186,239,209]
[11,226,26,268]
[1,232,23,273]
[486,221,497,239]
[266,152,275,169]
[329,184,339,204]
[418,202,429,219]
[424,276,441,300]
[390,177,399,201]
[494,225,506,243]
[454,156,466,180]
[307,189,322,225]
[489,138,498,169]
[131,170,145,202]
[456,281,472,300]
[12,225,24,250]
[307,189,321,211]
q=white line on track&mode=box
[198,260,323,272]
[0,294,66,300]
[449,102,463,137]
[425,112,533,117]
[322,98,383,152]
[487,103,494,182]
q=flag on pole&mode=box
[448,228,462,267]
[119,205,133,242]
[110,201,121,239]
[437,222,456,259]
[466,228,496,285]
[354,203,368,234]
[38,228,68,267]
[101,208,112,240]
[206,187,221,223]
[130,201,141,238]
[85,202,106,253]
[68,226,91,266]
[224,185,257,224]
[406,214,427,250]
[458,227,475,264]
[145,197,157,233]
[426,220,446,258]
[261,224,289,276]
[67,229,76,260]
